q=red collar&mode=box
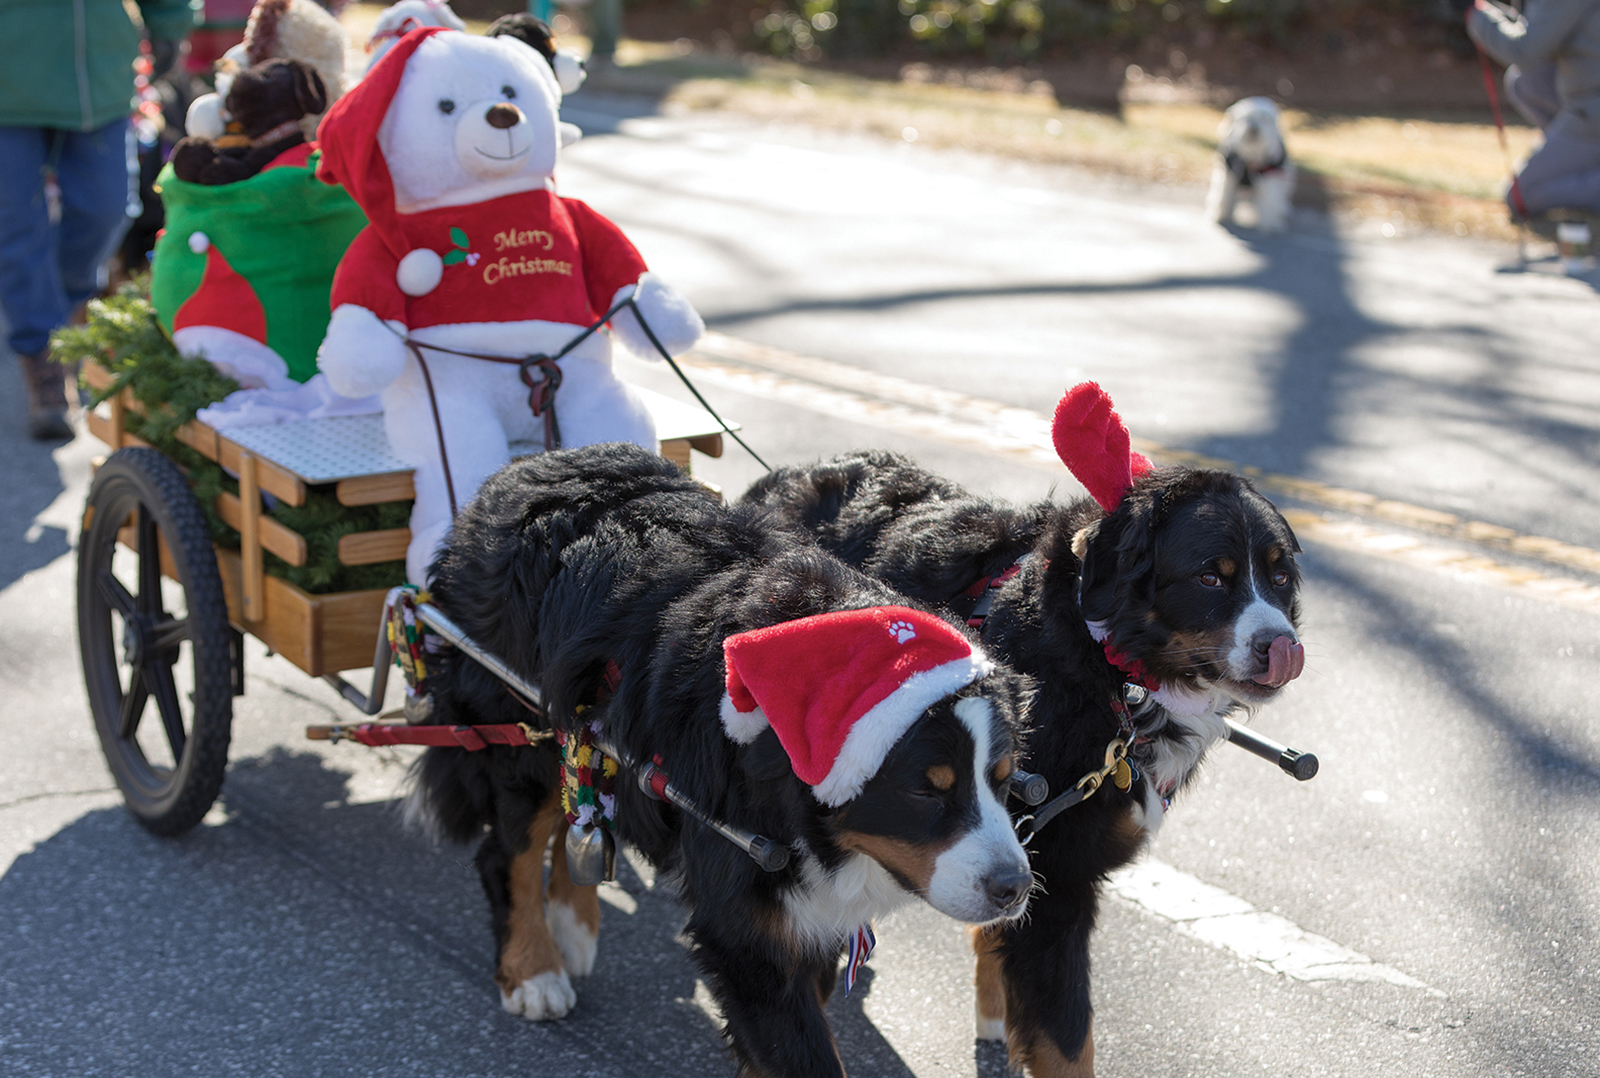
[1102,637,1159,692]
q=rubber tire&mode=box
[78,447,234,836]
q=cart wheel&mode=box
[78,447,234,836]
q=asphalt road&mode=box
[2,92,1597,1078]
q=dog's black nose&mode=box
[485,102,523,129]
[1251,627,1297,655]
[985,867,1032,911]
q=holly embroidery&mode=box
[442,226,480,267]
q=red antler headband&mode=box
[1051,382,1153,513]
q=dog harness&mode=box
[1223,149,1288,189]
[954,553,1036,630]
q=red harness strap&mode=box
[321,722,549,750]
[962,559,1028,629]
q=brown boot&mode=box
[19,348,72,441]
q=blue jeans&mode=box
[0,122,137,356]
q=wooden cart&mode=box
[76,359,733,835]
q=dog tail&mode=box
[402,747,495,845]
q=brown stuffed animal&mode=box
[171,59,327,186]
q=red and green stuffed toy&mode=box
[149,143,367,388]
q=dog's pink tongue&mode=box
[1253,636,1305,687]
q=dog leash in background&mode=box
[1471,29,1529,219]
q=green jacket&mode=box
[0,0,200,131]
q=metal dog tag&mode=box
[565,823,617,887]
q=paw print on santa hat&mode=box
[887,620,917,645]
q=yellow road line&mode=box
[1281,510,1600,612]
[683,332,1600,603]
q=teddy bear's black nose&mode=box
[485,103,523,130]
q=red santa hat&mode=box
[720,606,993,806]
[172,235,268,343]
[315,25,447,265]
[1051,381,1153,513]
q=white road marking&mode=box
[1107,857,1443,996]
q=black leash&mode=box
[621,291,770,472]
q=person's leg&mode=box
[1506,62,1562,129]
[0,127,65,358]
[54,120,138,315]
[586,0,621,63]
[0,126,76,437]
[1512,117,1600,216]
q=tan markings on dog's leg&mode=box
[497,794,577,1020]
[546,817,601,977]
[1018,1020,1095,1078]
[971,925,1007,1041]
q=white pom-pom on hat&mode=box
[397,248,444,296]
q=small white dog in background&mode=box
[1207,96,1296,233]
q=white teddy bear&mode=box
[314,27,703,584]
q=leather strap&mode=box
[317,721,552,750]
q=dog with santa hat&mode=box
[408,443,1034,1077]
[314,25,703,584]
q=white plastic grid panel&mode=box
[223,415,411,484]
[219,388,733,483]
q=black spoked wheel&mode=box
[78,447,234,836]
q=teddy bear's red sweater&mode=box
[329,187,648,330]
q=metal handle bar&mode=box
[1224,718,1318,781]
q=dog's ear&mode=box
[289,59,328,117]
[1078,494,1158,623]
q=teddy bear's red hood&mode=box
[315,25,447,263]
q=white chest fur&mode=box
[782,851,912,955]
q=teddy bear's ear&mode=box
[290,59,329,117]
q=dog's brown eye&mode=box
[1272,570,1289,587]
[438,98,455,114]
[1200,571,1222,588]
[501,84,516,99]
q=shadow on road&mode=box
[0,352,71,591]
[0,746,926,1077]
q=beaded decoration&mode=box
[559,716,618,831]
[385,586,439,703]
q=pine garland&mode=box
[53,290,409,595]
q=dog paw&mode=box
[546,901,599,977]
[500,969,577,1021]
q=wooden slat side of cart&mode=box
[82,360,729,678]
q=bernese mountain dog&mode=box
[408,442,1036,1078]
[739,386,1306,1077]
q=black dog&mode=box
[742,424,1304,1077]
[410,443,1035,1078]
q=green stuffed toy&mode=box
[149,146,366,386]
